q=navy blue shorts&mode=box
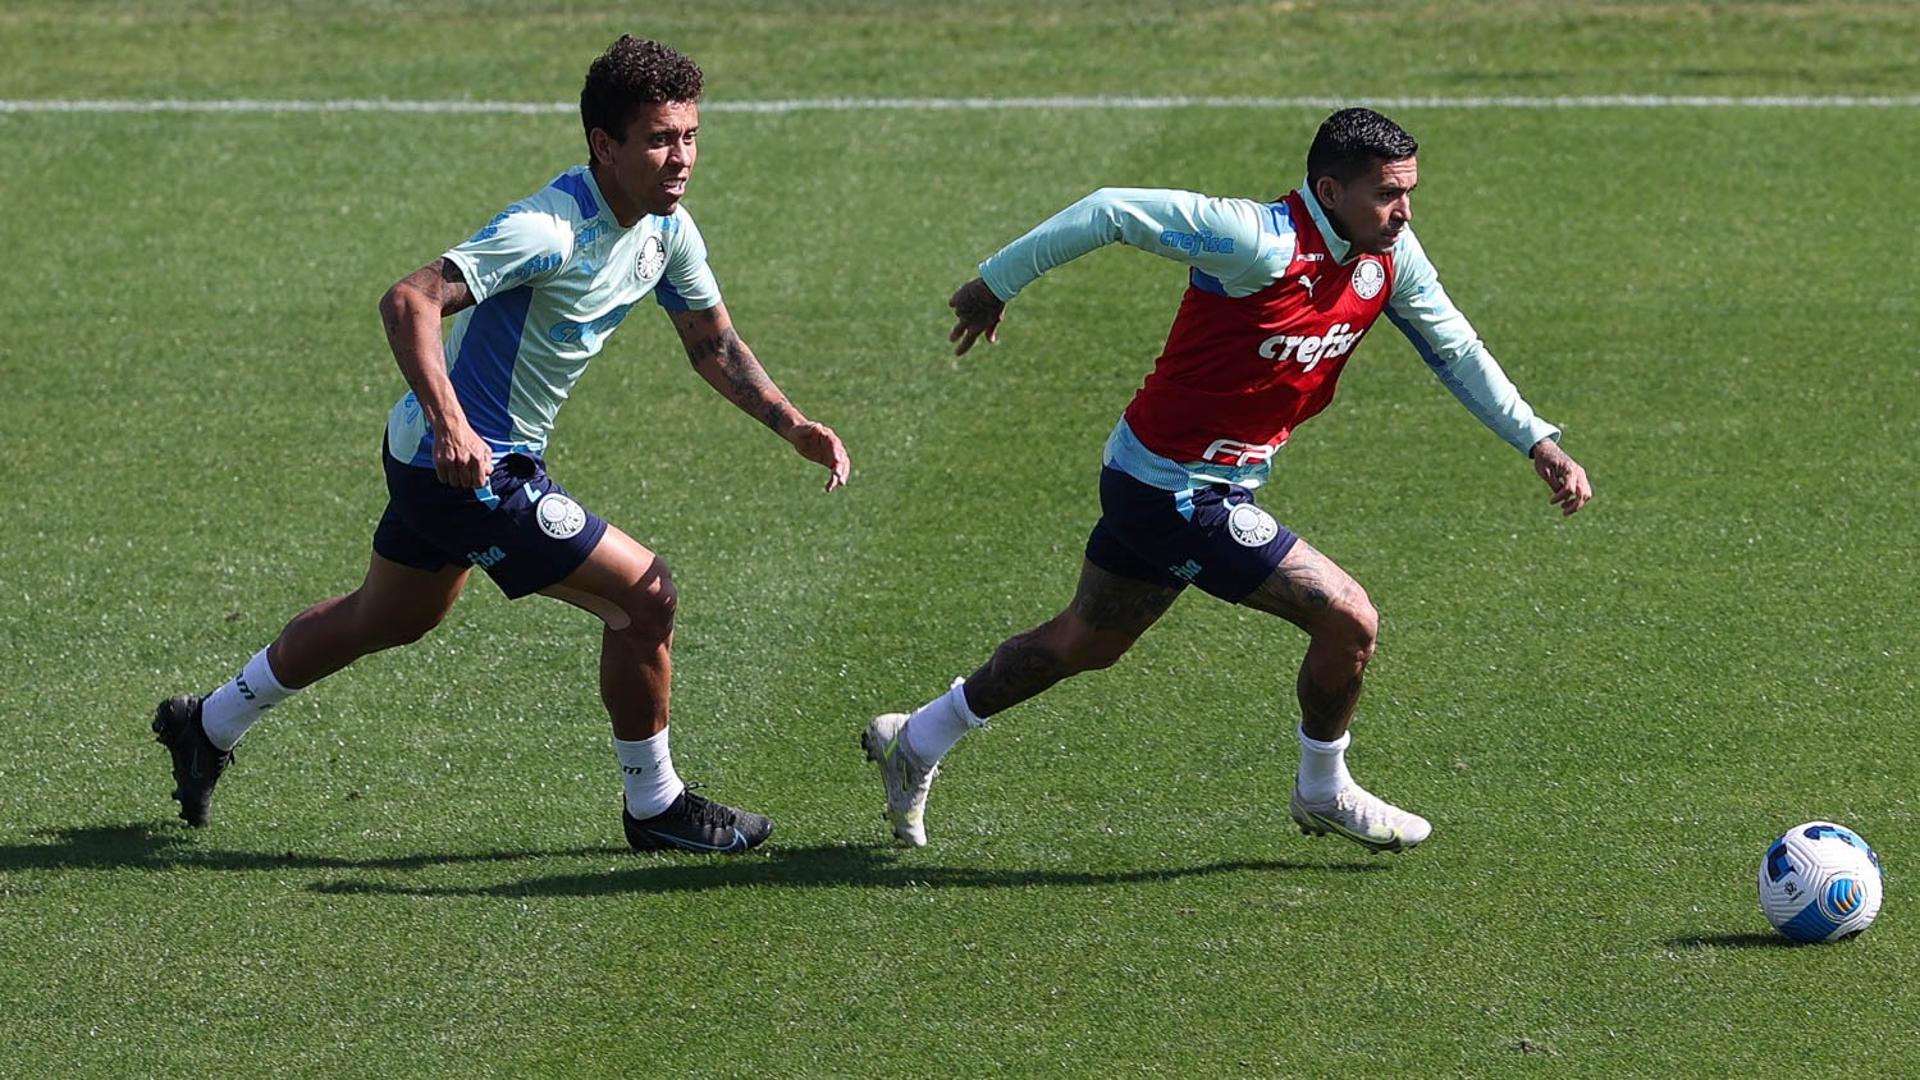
[1084,466,1300,602]
[372,442,609,599]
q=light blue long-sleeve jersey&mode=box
[978,184,1559,490]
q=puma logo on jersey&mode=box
[1256,322,1365,372]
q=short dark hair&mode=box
[1305,108,1418,185]
[580,36,703,154]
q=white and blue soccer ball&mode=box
[1758,821,1883,943]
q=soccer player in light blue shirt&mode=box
[153,38,848,853]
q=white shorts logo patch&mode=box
[635,234,667,282]
[1351,259,1386,300]
[535,493,588,540]
[1226,503,1279,548]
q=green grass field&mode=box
[3,2,1918,1074]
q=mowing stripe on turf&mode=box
[2,94,1918,115]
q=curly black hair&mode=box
[580,36,704,154]
[1305,108,1418,185]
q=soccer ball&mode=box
[1757,821,1883,942]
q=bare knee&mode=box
[612,558,678,641]
[1317,583,1379,673]
[1046,617,1137,675]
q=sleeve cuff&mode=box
[441,249,488,305]
[1519,423,1562,454]
[977,259,1019,303]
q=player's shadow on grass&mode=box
[0,823,610,874]
[0,825,1388,895]
[305,841,1391,899]
[1662,932,1805,951]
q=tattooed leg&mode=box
[1239,539,1379,742]
[961,560,1182,719]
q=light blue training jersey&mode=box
[978,183,1560,490]
[386,165,722,466]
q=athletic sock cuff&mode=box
[249,647,291,697]
[1298,727,1351,753]
[951,680,987,727]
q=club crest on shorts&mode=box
[635,234,667,282]
[1226,503,1279,547]
[1351,259,1386,300]
[535,492,588,540]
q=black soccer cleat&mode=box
[151,695,233,828]
[622,787,772,854]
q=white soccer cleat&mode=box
[861,712,939,848]
[1289,782,1432,854]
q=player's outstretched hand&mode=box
[434,420,494,489]
[1530,439,1593,516]
[787,420,851,492]
[948,277,1006,356]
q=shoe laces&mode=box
[1333,784,1405,826]
[678,784,735,828]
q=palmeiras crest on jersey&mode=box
[636,235,668,282]
[536,493,588,539]
[1351,258,1386,300]
[1227,503,1280,547]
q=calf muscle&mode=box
[964,628,1074,718]
[961,560,1180,719]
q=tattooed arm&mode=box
[380,258,490,488]
[669,303,851,491]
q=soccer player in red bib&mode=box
[864,108,1592,852]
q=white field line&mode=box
[1,94,1918,115]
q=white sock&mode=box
[200,647,295,750]
[904,678,985,766]
[1295,726,1353,804]
[615,728,686,819]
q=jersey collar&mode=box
[578,165,618,228]
[1297,176,1356,264]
